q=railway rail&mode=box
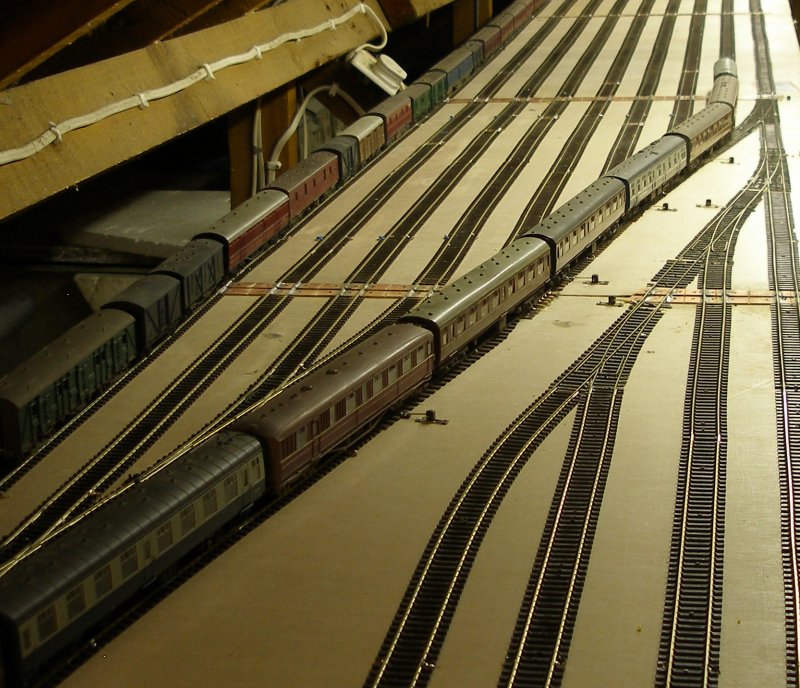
[364,129,761,685]
[1,0,597,560]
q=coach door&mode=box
[312,409,331,457]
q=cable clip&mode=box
[329,19,337,31]
[252,46,263,60]
[201,63,216,80]
[267,160,282,171]
[48,122,63,143]
[137,93,150,109]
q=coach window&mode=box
[282,434,297,455]
[181,505,196,535]
[157,522,174,552]
[203,489,218,517]
[95,565,113,598]
[37,606,58,641]
[121,547,139,579]
[224,474,238,502]
[356,388,364,405]
[319,409,331,430]
[66,585,86,619]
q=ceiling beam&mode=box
[187,0,458,33]
[0,0,388,223]
[33,0,233,76]
[0,0,136,90]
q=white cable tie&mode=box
[253,45,263,59]
[267,160,282,171]
[202,63,215,80]
[329,19,336,31]
[137,93,150,109]
[48,122,63,143]
[358,2,367,14]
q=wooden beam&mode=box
[376,0,458,27]
[32,0,230,76]
[188,0,461,33]
[0,0,388,223]
[181,0,279,33]
[453,0,492,44]
[0,0,136,90]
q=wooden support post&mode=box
[452,0,492,45]
[227,83,298,209]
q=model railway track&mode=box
[510,0,657,236]
[668,0,707,128]
[740,2,800,682]
[655,176,755,688]
[367,80,757,685]
[364,145,760,685]
[602,0,682,170]
[762,102,800,688]
[0,0,581,494]
[364,285,676,687]
[0,0,598,560]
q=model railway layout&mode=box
[0,32,740,683]
[0,0,798,684]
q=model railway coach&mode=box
[0,55,738,684]
[0,2,548,462]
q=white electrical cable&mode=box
[0,2,386,168]
[265,83,365,185]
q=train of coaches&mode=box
[0,11,738,684]
[0,2,544,461]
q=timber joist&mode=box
[0,0,389,223]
